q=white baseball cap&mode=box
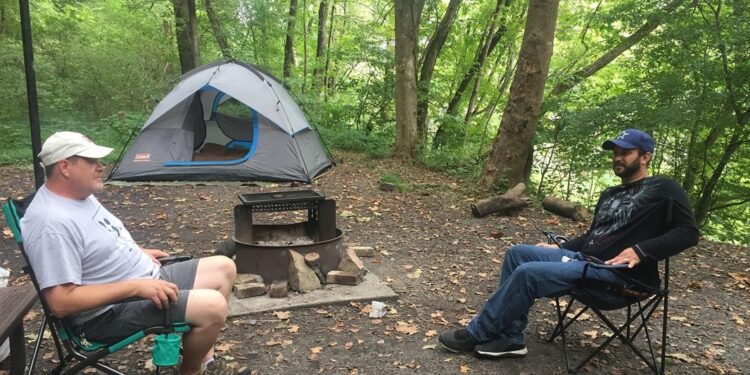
[38,131,113,167]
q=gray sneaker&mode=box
[473,337,527,358]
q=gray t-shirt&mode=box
[20,185,160,325]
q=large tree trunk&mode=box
[416,0,463,144]
[550,0,684,96]
[172,0,200,74]
[205,0,231,59]
[432,0,508,149]
[313,0,329,95]
[479,0,560,189]
[393,0,426,159]
[283,0,299,81]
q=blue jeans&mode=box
[466,244,622,344]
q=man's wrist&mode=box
[632,244,646,260]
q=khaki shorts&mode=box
[78,259,198,344]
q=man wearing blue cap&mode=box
[439,128,699,359]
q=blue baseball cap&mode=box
[602,128,654,153]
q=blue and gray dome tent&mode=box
[109,60,332,183]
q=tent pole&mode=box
[19,0,44,189]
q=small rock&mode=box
[338,246,367,276]
[269,280,288,298]
[235,273,264,285]
[234,282,266,299]
[326,270,363,286]
[350,246,375,257]
[288,250,322,293]
[379,182,397,192]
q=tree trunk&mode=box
[470,183,530,217]
[542,197,588,222]
[313,0,329,95]
[323,1,336,98]
[416,0,463,144]
[550,0,684,96]
[393,0,426,159]
[205,0,231,59]
[172,0,200,74]
[478,0,560,189]
[432,0,508,149]
[694,125,746,226]
[302,0,310,93]
[0,2,7,36]
[283,0,299,81]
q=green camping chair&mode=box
[2,194,191,375]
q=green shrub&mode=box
[316,126,392,159]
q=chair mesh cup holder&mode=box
[152,333,181,367]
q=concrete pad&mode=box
[228,272,398,317]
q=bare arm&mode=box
[44,279,178,318]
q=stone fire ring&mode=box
[228,271,398,317]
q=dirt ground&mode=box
[1,152,748,374]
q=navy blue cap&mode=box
[602,128,654,153]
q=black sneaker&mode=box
[438,328,477,353]
[473,337,527,358]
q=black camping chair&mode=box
[542,228,672,374]
[2,194,192,375]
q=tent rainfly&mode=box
[109,60,332,183]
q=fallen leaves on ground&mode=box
[395,321,418,335]
[308,346,323,361]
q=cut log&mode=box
[471,183,530,217]
[542,197,588,222]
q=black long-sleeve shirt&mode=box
[562,176,700,286]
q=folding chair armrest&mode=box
[541,230,568,248]
[579,260,661,297]
[157,255,194,265]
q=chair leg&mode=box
[660,293,669,375]
[626,305,632,340]
[636,300,659,372]
[549,297,579,341]
[552,297,573,372]
[48,323,66,364]
[61,347,120,375]
[27,314,48,375]
[582,301,662,374]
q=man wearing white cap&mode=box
[20,132,236,374]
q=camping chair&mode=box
[2,194,191,375]
[541,228,671,374]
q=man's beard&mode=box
[613,158,641,179]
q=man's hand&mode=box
[605,247,641,268]
[534,242,560,249]
[130,279,179,310]
[142,248,169,264]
